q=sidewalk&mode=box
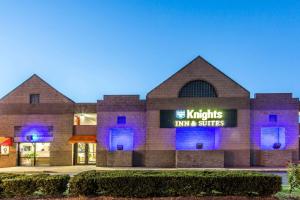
[0,165,287,175]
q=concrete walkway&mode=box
[0,166,287,175]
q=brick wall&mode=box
[145,57,251,168]
[74,125,97,135]
[96,95,146,167]
[1,75,72,104]
[0,74,74,167]
[0,114,73,167]
[252,150,292,167]
[176,150,224,168]
[147,57,249,99]
[251,93,299,166]
[0,59,298,169]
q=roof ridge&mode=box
[147,56,249,98]
[0,74,75,103]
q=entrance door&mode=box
[19,143,50,166]
[74,143,96,165]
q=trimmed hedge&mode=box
[0,173,70,198]
[0,171,281,198]
[2,177,37,197]
[37,175,70,196]
[69,170,281,197]
[0,173,24,194]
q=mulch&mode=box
[62,197,278,200]
[2,196,278,200]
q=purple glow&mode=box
[176,127,217,150]
[109,128,133,151]
[15,124,53,143]
[260,127,286,150]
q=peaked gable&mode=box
[0,74,74,104]
[147,56,249,99]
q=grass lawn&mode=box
[275,185,300,200]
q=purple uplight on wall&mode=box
[14,124,53,143]
[176,127,217,150]
[260,127,286,150]
[109,128,133,151]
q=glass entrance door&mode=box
[19,143,50,166]
[75,143,96,165]
[76,143,86,164]
[88,143,96,164]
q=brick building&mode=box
[0,56,298,168]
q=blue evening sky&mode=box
[0,0,299,102]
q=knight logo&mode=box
[176,110,186,119]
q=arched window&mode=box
[178,80,217,98]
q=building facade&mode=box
[0,56,298,168]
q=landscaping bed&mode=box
[0,197,280,200]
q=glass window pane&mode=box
[20,143,34,157]
[35,143,50,157]
[179,80,217,98]
[88,143,96,164]
[77,143,86,164]
[74,113,97,125]
[30,94,40,104]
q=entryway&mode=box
[74,143,96,165]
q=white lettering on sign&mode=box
[175,120,225,127]
[174,109,225,127]
[185,109,223,120]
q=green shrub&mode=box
[288,163,300,193]
[69,170,281,197]
[1,174,69,198]
[2,177,36,197]
[37,175,70,196]
[0,173,25,195]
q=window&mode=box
[73,113,97,125]
[19,143,50,166]
[261,127,285,150]
[269,115,277,122]
[0,146,9,155]
[30,94,40,104]
[117,116,126,124]
[178,80,217,98]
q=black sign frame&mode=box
[160,109,237,128]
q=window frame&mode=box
[269,114,278,123]
[178,80,218,98]
[117,116,126,124]
[29,94,40,104]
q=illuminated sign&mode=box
[160,109,237,128]
[0,146,9,155]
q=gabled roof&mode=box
[0,74,74,103]
[147,56,249,98]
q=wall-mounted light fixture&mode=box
[117,144,124,151]
[196,143,203,150]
